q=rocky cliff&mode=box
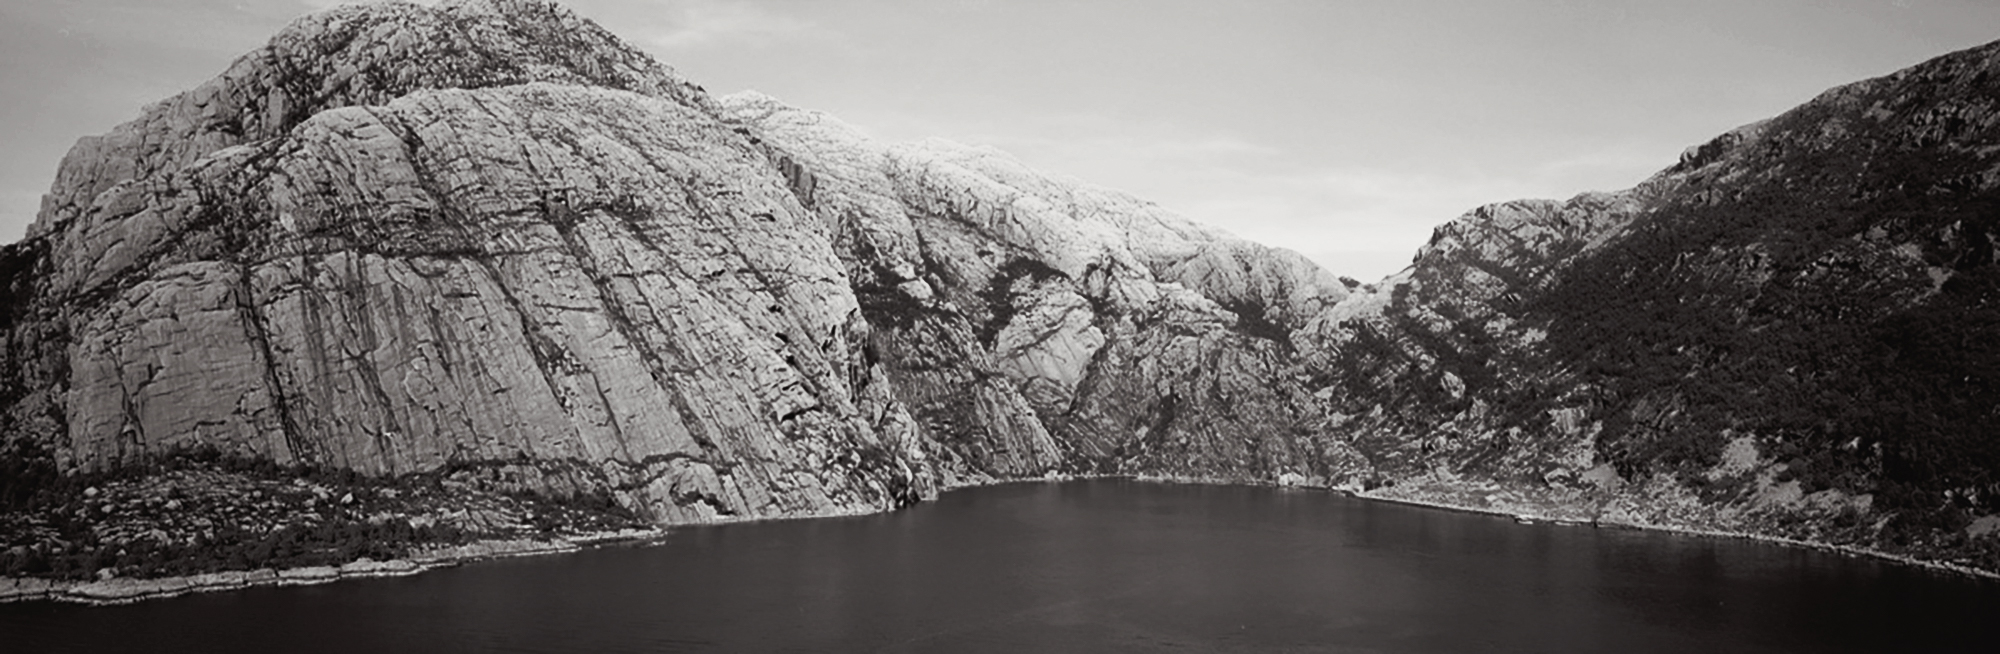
[0,0,1351,580]
[3,0,1997,584]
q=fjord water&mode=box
[5,481,1996,653]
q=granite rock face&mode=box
[5,0,918,523]
[723,93,1349,483]
[0,0,1346,528]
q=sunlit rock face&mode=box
[721,92,1352,483]
[4,0,1998,573]
[3,0,909,522]
[0,0,1346,525]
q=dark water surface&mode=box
[4,480,1997,653]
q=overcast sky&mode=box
[3,0,1998,280]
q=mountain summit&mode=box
[3,0,1997,596]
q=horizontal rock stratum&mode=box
[3,0,1998,586]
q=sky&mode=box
[3,1,1999,280]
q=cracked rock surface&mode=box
[0,0,1345,531]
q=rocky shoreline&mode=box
[0,528,665,605]
[1133,472,2000,581]
[1344,486,2000,582]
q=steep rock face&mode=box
[4,1,915,524]
[0,0,1348,535]
[723,92,1349,482]
[31,0,710,244]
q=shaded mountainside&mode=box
[1309,40,2000,570]
[2,0,1997,587]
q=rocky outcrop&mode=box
[6,0,919,529]
[0,0,1347,547]
[723,93,1348,482]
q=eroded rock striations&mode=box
[0,0,1349,586]
[4,0,1998,592]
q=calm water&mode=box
[4,480,1997,653]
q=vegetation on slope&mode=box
[0,446,641,581]
[1525,44,2000,559]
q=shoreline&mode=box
[0,527,667,606]
[7,475,1994,605]
[0,492,938,606]
[1121,473,2000,582]
[1339,486,2000,582]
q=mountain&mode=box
[1306,42,2000,571]
[2,0,1996,592]
[0,0,1345,587]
